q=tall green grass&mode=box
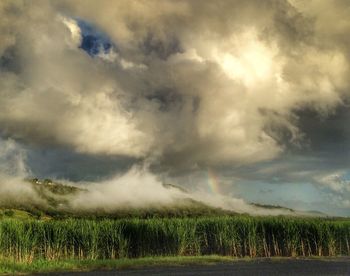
[0,216,349,261]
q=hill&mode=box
[0,178,235,219]
[0,178,327,220]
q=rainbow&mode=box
[207,168,221,194]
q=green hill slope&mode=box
[0,178,327,219]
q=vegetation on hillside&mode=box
[0,178,235,219]
[0,178,328,219]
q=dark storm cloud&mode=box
[217,106,350,185]
[26,147,136,181]
[296,106,350,155]
[141,32,183,60]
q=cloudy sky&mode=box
[0,0,349,216]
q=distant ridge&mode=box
[0,178,328,220]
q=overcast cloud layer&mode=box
[0,0,349,215]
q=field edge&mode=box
[1,255,349,275]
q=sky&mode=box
[0,0,349,216]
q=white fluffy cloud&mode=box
[0,0,349,171]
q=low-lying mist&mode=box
[0,166,313,217]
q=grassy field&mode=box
[0,216,349,264]
[0,255,240,274]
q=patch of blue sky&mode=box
[233,180,325,207]
[76,19,115,57]
[343,171,350,180]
